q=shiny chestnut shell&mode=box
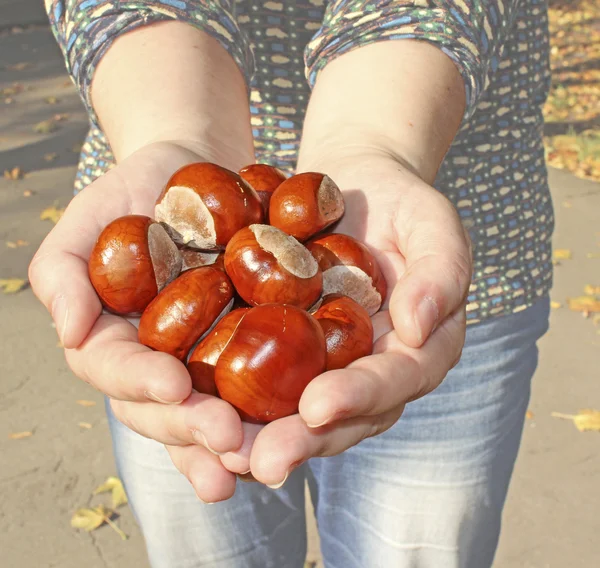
[312,294,374,370]
[306,233,387,315]
[138,266,234,361]
[238,163,287,214]
[88,214,182,315]
[155,162,263,250]
[269,172,345,241]
[224,224,322,309]
[215,304,327,423]
[187,307,249,397]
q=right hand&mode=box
[29,141,247,503]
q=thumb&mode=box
[389,191,472,348]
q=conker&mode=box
[88,214,182,315]
[224,224,322,310]
[312,294,374,371]
[155,162,263,250]
[179,248,224,272]
[187,307,249,397]
[215,304,327,423]
[238,163,287,214]
[269,172,345,241]
[306,233,387,315]
[138,265,234,360]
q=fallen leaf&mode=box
[94,476,128,509]
[587,252,600,259]
[40,204,64,224]
[562,201,573,208]
[584,285,600,295]
[553,249,572,260]
[45,96,59,104]
[4,97,14,104]
[551,409,600,432]
[76,400,97,407]
[23,189,33,197]
[71,504,127,539]
[568,296,600,312]
[78,422,93,429]
[5,240,29,248]
[33,119,58,134]
[8,431,33,440]
[53,113,69,122]
[4,166,23,180]
[550,300,562,309]
[526,410,534,419]
[0,278,28,294]
[6,62,33,71]
[43,152,57,162]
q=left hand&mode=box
[174,153,472,490]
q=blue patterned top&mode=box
[45,0,554,325]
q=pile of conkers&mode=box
[88,163,387,424]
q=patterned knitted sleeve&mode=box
[304,0,521,119]
[43,0,255,126]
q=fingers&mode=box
[298,306,465,428]
[391,186,472,347]
[28,191,107,349]
[250,407,403,488]
[166,444,237,503]
[219,422,263,474]
[65,313,192,403]
[110,391,243,453]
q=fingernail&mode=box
[239,469,251,475]
[51,295,68,343]
[415,296,439,343]
[197,495,217,505]
[267,471,289,490]
[306,409,349,429]
[192,430,225,456]
[144,391,184,405]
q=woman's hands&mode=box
[29,142,248,503]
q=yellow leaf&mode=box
[78,422,93,429]
[551,409,600,432]
[33,119,58,134]
[94,476,128,509]
[587,252,600,259]
[0,278,28,294]
[8,431,33,440]
[5,240,28,248]
[71,505,128,540]
[40,205,64,224]
[23,189,33,197]
[553,249,572,260]
[550,300,562,309]
[3,166,23,180]
[568,296,600,313]
[45,96,59,104]
[583,285,600,296]
[525,410,534,420]
[76,400,97,407]
[43,152,58,162]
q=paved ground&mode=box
[1,6,599,568]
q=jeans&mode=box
[107,296,550,568]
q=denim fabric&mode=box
[106,295,550,568]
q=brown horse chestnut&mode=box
[215,304,327,423]
[238,163,287,214]
[306,233,387,315]
[88,215,182,316]
[269,172,345,241]
[312,294,374,371]
[155,162,263,250]
[138,265,234,360]
[187,307,249,397]
[224,224,322,309]
[179,248,224,272]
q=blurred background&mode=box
[1,0,598,566]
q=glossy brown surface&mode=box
[180,248,224,272]
[224,226,322,309]
[306,233,387,302]
[269,172,345,241]
[313,294,374,371]
[89,215,163,315]
[187,308,249,397]
[239,163,286,213]
[215,304,327,423]
[156,162,263,248]
[138,266,234,361]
